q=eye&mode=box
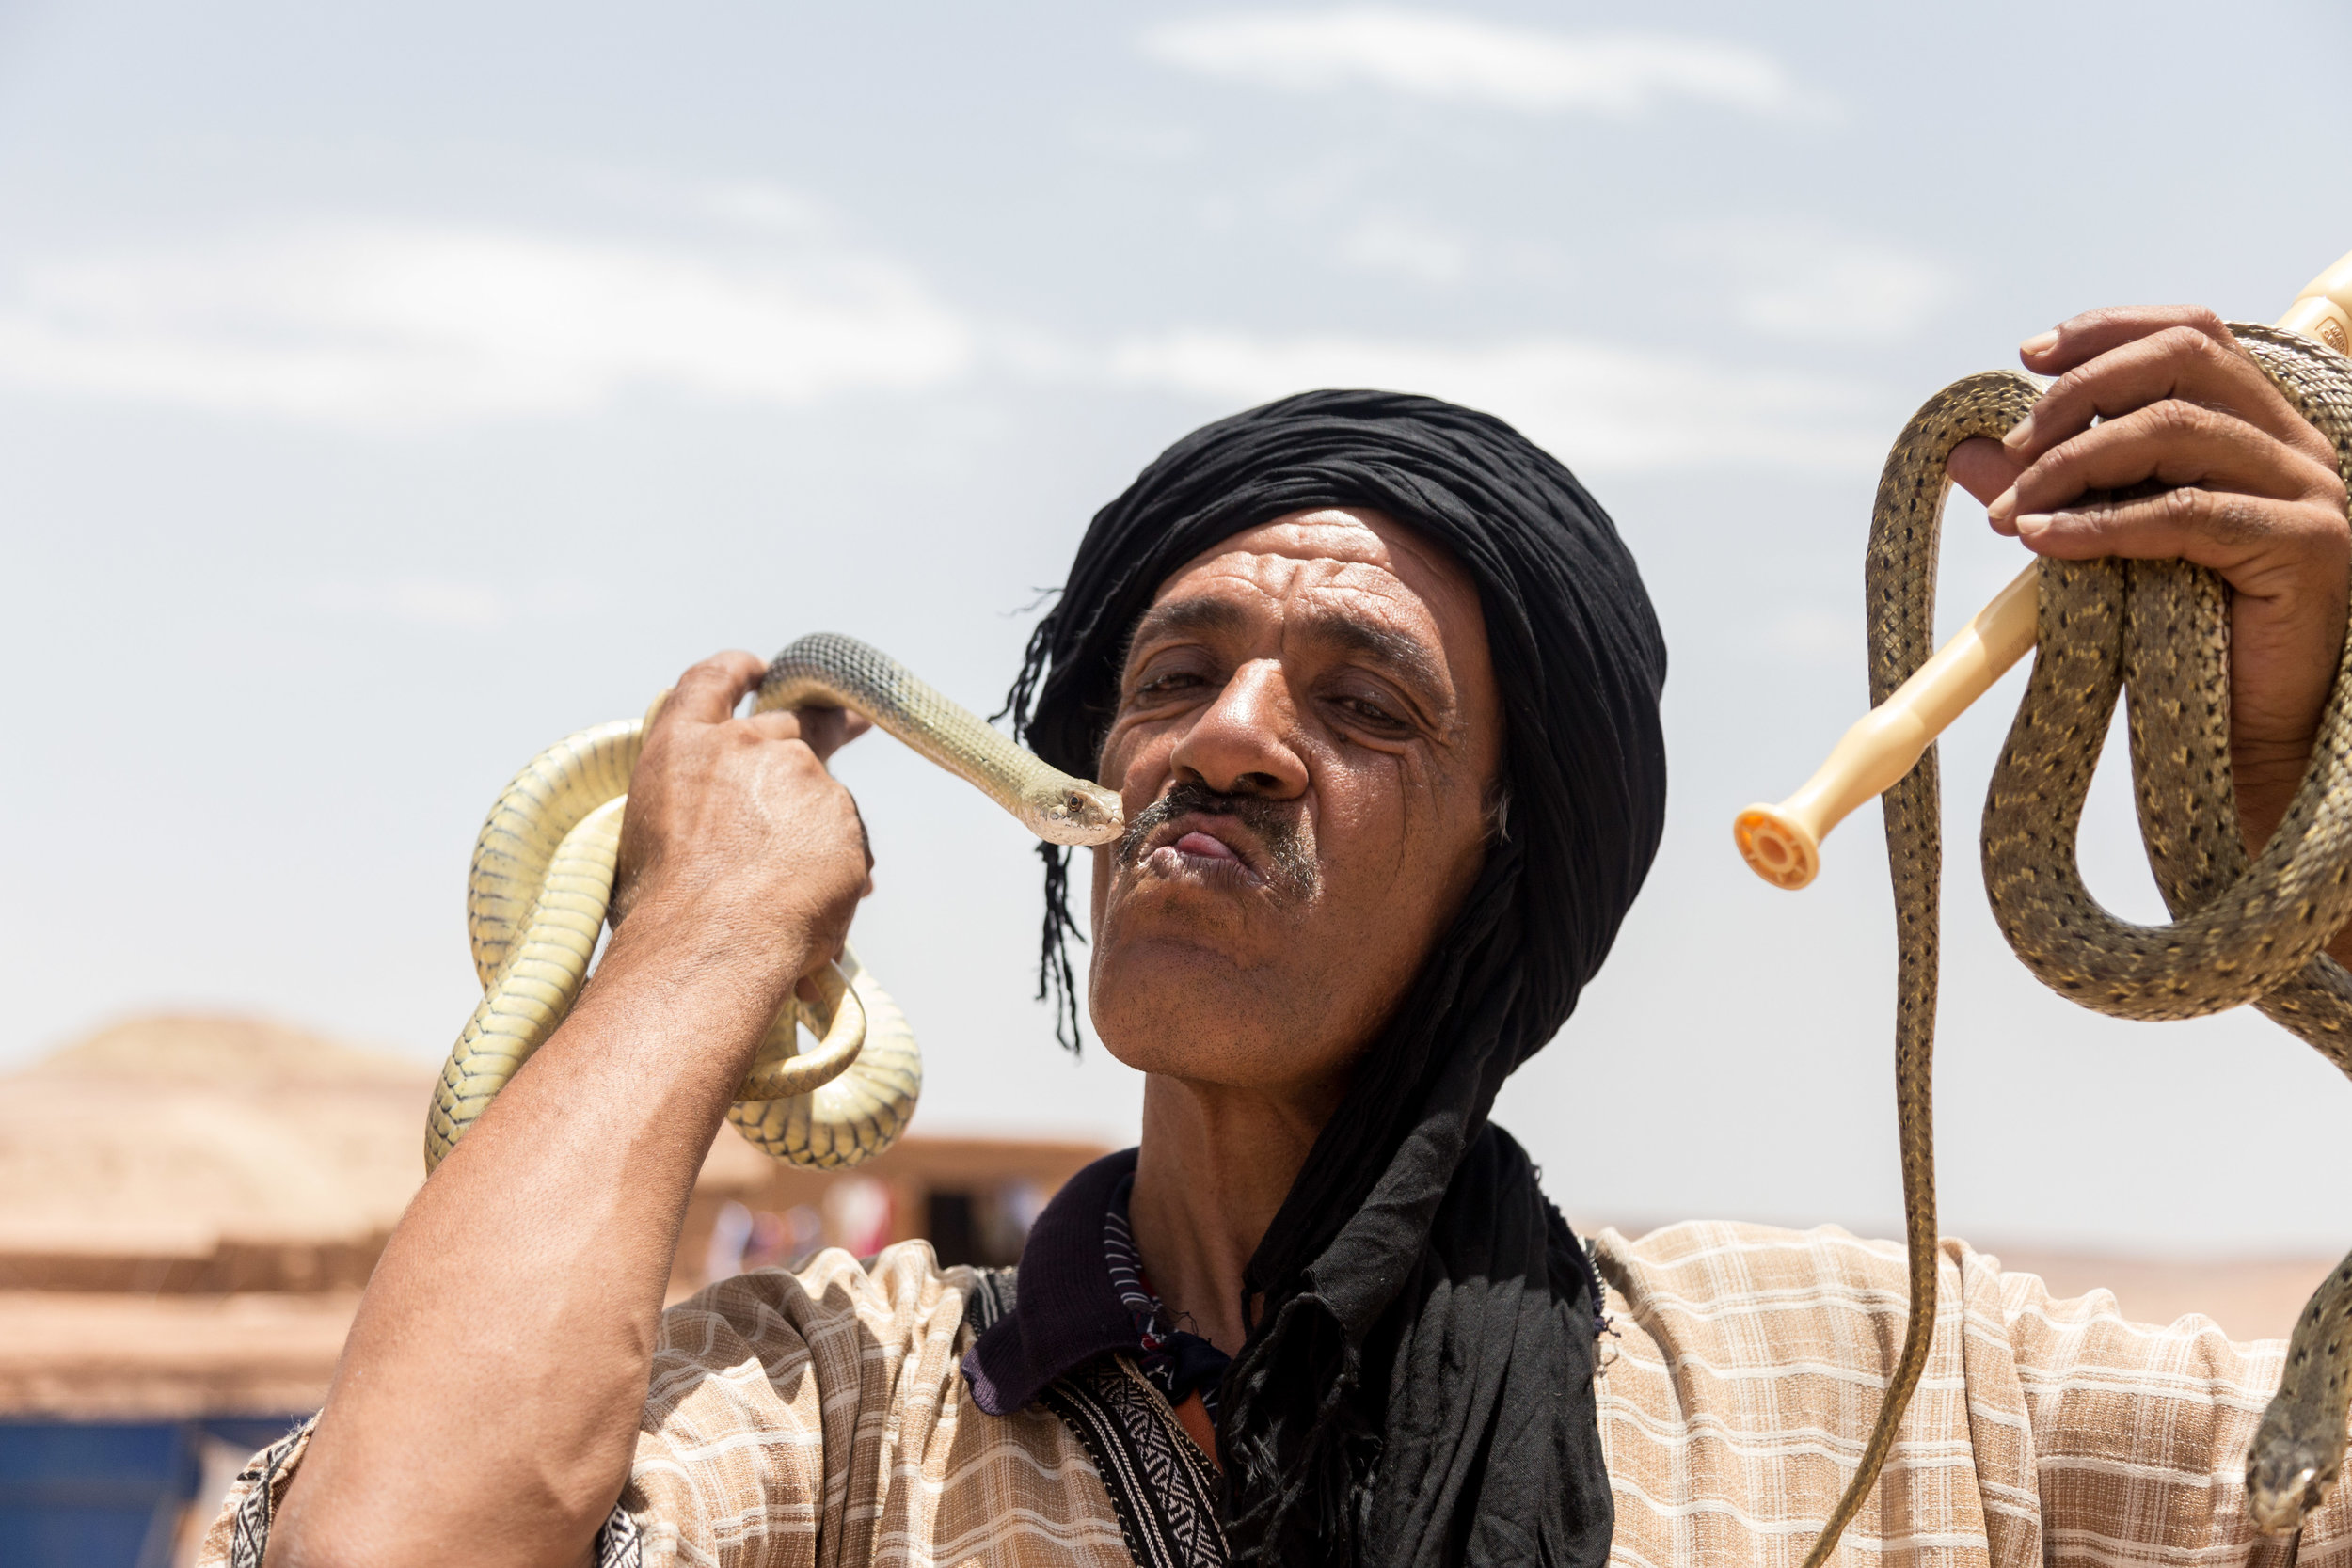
[1130,668,1207,702]
[1328,689,1411,734]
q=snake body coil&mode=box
[1809,325,2352,1564]
[425,632,1123,1174]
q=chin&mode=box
[1089,940,1282,1083]
[1089,935,1378,1092]
[1086,863,1385,1089]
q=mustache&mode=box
[1117,781,1319,896]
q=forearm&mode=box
[266,913,803,1568]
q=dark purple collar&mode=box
[962,1148,1143,1415]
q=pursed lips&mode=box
[1141,816,1263,883]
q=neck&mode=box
[1126,1070,1344,1356]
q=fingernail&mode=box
[2001,412,2036,451]
[2020,329,2059,356]
[2014,513,2052,539]
[1986,484,2016,523]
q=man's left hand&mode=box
[1947,304,2350,857]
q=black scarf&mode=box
[1001,389,1668,1567]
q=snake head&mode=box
[2248,1441,2334,1534]
[1032,781,1125,846]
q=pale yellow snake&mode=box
[424,632,1123,1174]
[1802,324,2352,1566]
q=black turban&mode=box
[1000,389,1668,1567]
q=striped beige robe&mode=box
[201,1222,2350,1566]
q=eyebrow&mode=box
[1125,596,1246,652]
[1123,595,1452,715]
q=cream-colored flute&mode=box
[1734,249,2352,891]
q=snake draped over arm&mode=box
[422,632,1123,1175]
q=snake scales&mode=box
[424,632,1123,1175]
[1803,323,2352,1566]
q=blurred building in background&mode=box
[0,1014,1104,1566]
[683,1129,1089,1291]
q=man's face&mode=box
[1088,506,1503,1104]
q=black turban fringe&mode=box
[1000,389,1668,1567]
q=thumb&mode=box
[1948,436,2026,512]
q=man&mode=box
[212,305,2351,1568]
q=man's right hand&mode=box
[262,651,877,1568]
[609,650,875,994]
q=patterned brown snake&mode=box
[1779,324,2352,1567]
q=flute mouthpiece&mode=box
[1735,804,1820,891]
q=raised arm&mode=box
[262,652,873,1568]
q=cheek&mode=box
[1323,752,1434,870]
[1101,721,1175,806]
[1321,750,1485,896]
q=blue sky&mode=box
[5,0,2349,1248]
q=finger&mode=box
[742,704,874,763]
[1949,436,2026,512]
[1997,402,2338,520]
[2017,304,2234,379]
[665,652,767,726]
[741,707,809,746]
[788,705,850,761]
[2010,487,2312,571]
[2006,325,2323,467]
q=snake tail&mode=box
[728,947,922,1169]
[1793,371,2039,1568]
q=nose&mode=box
[1167,657,1308,799]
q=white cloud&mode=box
[0,219,974,428]
[1683,224,1951,343]
[0,211,1897,472]
[1142,8,1815,119]
[1106,329,1883,473]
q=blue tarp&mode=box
[0,1419,300,1568]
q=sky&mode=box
[4,0,2350,1252]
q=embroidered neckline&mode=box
[1104,1172,1232,1422]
